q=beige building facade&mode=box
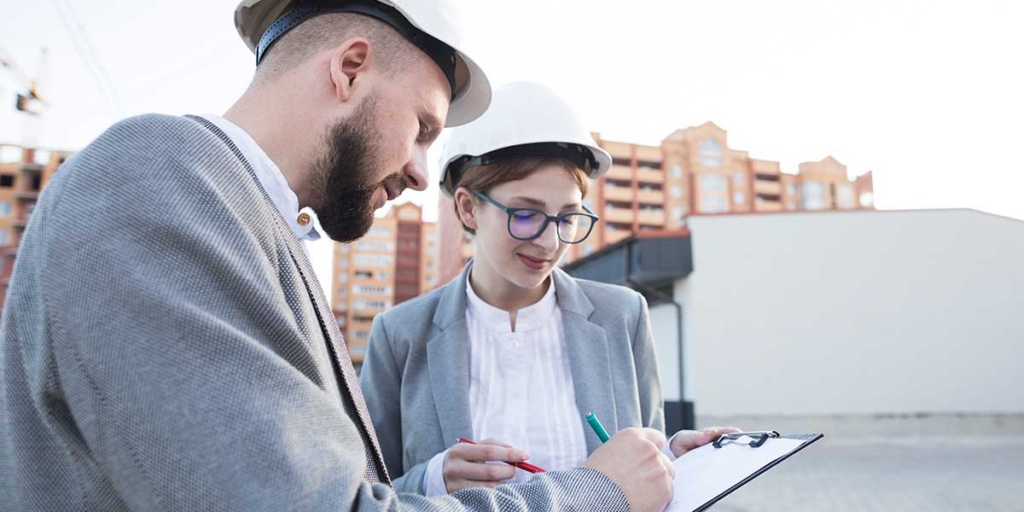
[439,121,876,284]
[331,202,438,362]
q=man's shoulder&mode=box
[49,114,262,227]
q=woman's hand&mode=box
[668,426,742,458]
[442,438,529,493]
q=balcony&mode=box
[637,209,666,226]
[754,180,782,195]
[603,208,635,224]
[636,168,664,184]
[605,165,633,181]
[603,186,634,202]
[636,189,665,205]
[755,199,784,212]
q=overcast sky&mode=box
[3,0,1023,298]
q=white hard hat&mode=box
[234,0,491,127]
[439,82,612,196]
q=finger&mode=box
[669,430,708,457]
[703,426,742,435]
[478,438,517,450]
[634,427,668,449]
[456,461,517,482]
[454,443,529,463]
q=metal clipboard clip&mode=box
[713,430,781,448]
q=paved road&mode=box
[694,415,1024,511]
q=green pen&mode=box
[585,412,611,443]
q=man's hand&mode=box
[582,427,675,512]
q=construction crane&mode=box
[0,46,48,117]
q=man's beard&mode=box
[308,98,405,243]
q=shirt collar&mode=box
[199,115,320,242]
[465,270,558,334]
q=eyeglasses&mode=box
[474,191,600,244]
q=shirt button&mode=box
[297,212,311,226]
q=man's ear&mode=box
[329,38,372,102]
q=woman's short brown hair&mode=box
[454,157,590,234]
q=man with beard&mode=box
[0,1,675,511]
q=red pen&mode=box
[457,437,546,473]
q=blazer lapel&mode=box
[553,269,619,454]
[286,236,390,482]
[185,115,389,482]
[427,264,474,445]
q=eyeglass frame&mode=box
[472,191,600,245]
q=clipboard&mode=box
[665,430,824,512]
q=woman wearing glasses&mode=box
[360,83,734,495]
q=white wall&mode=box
[659,209,1024,416]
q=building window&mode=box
[356,240,394,252]
[0,230,7,245]
[672,206,685,219]
[699,195,729,213]
[353,285,390,295]
[352,330,371,340]
[802,181,825,210]
[336,288,347,296]
[354,255,393,267]
[733,170,746,187]
[671,185,683,199]
[837,185,855,209]
[699,139,722,168]
[786,183,797,197]
[354,270,373,279]
[670,164,683,179]
[637,160,661,172]
[377,271,390,281]
[699,173,727,192]
[367,226,392,238]
[0,201,11,217]
[352,300,390,311]
[0,175,14,188]
[733,191,746,205]
[337,273,349,283]
[860,192,874,208]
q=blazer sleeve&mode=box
[631,292,666,433]
[39,116,628,512]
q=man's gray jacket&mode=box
[0,114,628,511]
